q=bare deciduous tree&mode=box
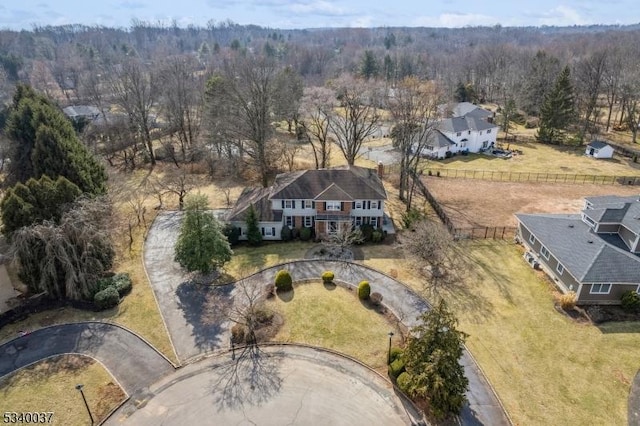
[327,75,381,166]
[300,86,334,169]
[108,59,158,165]
[389,77,441,208]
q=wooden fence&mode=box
[421,168,640,185]
[410,172,516,241]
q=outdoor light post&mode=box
[75,384,94,425]
[387,331,394,365]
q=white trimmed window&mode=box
[355,201,362,209]
[583,214,595,227]
[285,216,293,227]
[540,246,550,260]
[529,234,536,245]
[487,129,492,134]
[590,284,611,294]
[304,200,313,209]
[304,216,312,228]
[371,217,378,228]
[371,201,379,209]
[556,263,564,275]
[456,132,461,137]
[284,200,293,209]
[263,227,274,237]
[326,201,341,211]
[355,217,362,226]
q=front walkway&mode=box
[144,211,510,425]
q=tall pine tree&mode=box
[536,66,575,144]
[4,84,107,194]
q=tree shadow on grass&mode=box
[210,344,282,410]
[175,281,234,353]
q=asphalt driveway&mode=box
[0,322,174,395]
[144,211,511,425]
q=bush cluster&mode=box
[556,291,576,310]
[275,269,293,292]
[396,372,412,394]
[94,286,119,310]
[388,357,405,379]
[621,290,640,313]
[357,280,371,300]
[321,271,334,283]
[299,227,312,241]
[389,347,403,363]
[93,272,132,310]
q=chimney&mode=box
[377,161,384,180]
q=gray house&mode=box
[516,195,640,305]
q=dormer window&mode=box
[582,214,595,228]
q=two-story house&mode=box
[226,165,387,240]
[516,195,640,305]
[414,103,499,159]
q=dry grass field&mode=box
[423,176,640,228]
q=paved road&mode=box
[107,345,422,426]
[630,370,640,426]
[145,211,511,425]
[0,322,174,396]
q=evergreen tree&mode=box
[174,194,233,274]
[500,98,517,139]
[402,299,469,419]
[536,66,575,144]
[360,50,379,80]
[520,50,561,116]
[245,204,262,246]
[4,84,107,194]
[1,175,82,236]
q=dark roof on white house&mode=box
[227,166,386,222]
[516,213,640,284]
[438,116,497,134]
[269,165,387,201]
[427,130,456,149]
[587,140,611,149]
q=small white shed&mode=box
[585,140,614,159]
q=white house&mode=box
[585,140,614,159]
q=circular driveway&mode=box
[106,345,421,425]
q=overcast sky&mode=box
[1,1,638,30]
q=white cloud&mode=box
[289,1,346,16]
[350,15,373,27]
[536,5,589,26]
[413,12,498,28]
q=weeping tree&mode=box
[9,197,114,300]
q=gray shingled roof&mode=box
[438,116,497,134]
[427,130,456,149]
[584,195,640,234]
[269,166,387,201]
[587,140,610,149]
[62,105,100,118]
[228,166,387,223]
[516,213,640,284]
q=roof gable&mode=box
[314,183,354,201]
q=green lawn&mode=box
[267,282,402,371]
[0,355,125,426]
[366,240,640,425]
[422,139,640,177]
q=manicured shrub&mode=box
[275,269,293,292]
[388,357,405,379]
[372,230,383,243]
[322,271,334,283]
[112,273,132,297]
[621,290,640,313]
[360,224,374,242]
[396,372,412,393]
[358,280,371,300]
[280,226,293,241]
[370,292,383,306]
[299,227,312,241]
[94,286,119,310]
[231,324,245,344]
[389,347,403,363]
[223,224,241,246]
